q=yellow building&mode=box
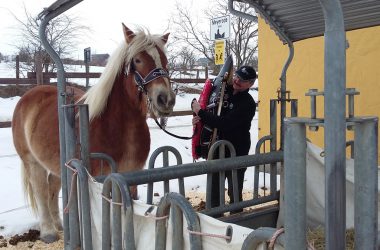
[258,18,380,158]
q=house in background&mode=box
[91,53,109,66]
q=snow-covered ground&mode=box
[0,62,266,237]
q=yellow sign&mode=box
[214,40,225,65]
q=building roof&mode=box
[239,0,380,44]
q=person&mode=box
[191,65,257,214]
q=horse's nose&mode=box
[157,92,175,108]
[157,93,167,107]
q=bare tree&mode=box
[178,47,196,71]
[11,6,89,74]
[170,0,258,71]
[170,2,214,67]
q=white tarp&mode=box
[86,141,380,249]
[88,180,284,250]
[304,142,380,230]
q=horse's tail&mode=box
[21,161,38,214]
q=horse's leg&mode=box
[26,160,59,243]
[47,174,63,231]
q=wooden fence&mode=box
[1,55,209,85]
[0,72,207,85]
[0,72,200,128]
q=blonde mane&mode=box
[80,28,167,121]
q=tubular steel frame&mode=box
[39,0,379,249]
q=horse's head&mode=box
[123,24,175,118]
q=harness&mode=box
[127,62,193,140]
[128,61,170,93]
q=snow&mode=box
[0,62,269,238]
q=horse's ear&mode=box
[122,23,135,43]
[161,33,170,44]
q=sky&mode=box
[0,0,211,56]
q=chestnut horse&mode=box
[12,24,175,243]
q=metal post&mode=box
[38,2,83,248]
[84,47,91,88]
[111,181,122,249]
[78,105,90,172]
[218,146,226,206]
[291,99,298,117]
[354,117,378,249]
[69,160,93,249]
[64,105,80,248]
[308,89,318,119]
[318,0,347,248]
[35,52,43,85]
[346,88,360,131]
[171,205,184,249]
[102,174,135,250]
[284,118,306,250]
[15,55,20,80]
[155,193,202,250]
[279,42,294,151]
[270,100,277,195]
[346,88,359,119]
[163,150,170,193]
[147,146,183,204]
[85,63,90,88]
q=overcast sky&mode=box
[0,0,211,57]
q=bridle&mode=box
[127,61,170,93]
[126,61,194,140]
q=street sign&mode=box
[210,15,230,41]
[214,40,225,65]
[84,47,91,63]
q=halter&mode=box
[128,62,169,93]
[127,61,194,140]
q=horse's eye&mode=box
[135,58,141,64]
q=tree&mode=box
[170,0,258,71]
[11,6,89,73]
[0,52,3,63]
[178,47,196,71]
[170,2,214,69]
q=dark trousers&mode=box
[210,168,247,211]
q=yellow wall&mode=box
[258,18,380,157]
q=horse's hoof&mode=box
[40,233,59,243]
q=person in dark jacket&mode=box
[191,65,257,214]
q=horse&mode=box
[11,23,175,243]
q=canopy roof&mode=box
[38,0,82,18]
[242,0,380,43]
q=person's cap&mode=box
[235,66,257,81]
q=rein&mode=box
[152,116,194,140]
[127,63,194,140]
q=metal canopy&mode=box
[244,0,380,43]
[38,0,74,17]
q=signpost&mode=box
[210,16,230,65]
[84,47,91,88]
